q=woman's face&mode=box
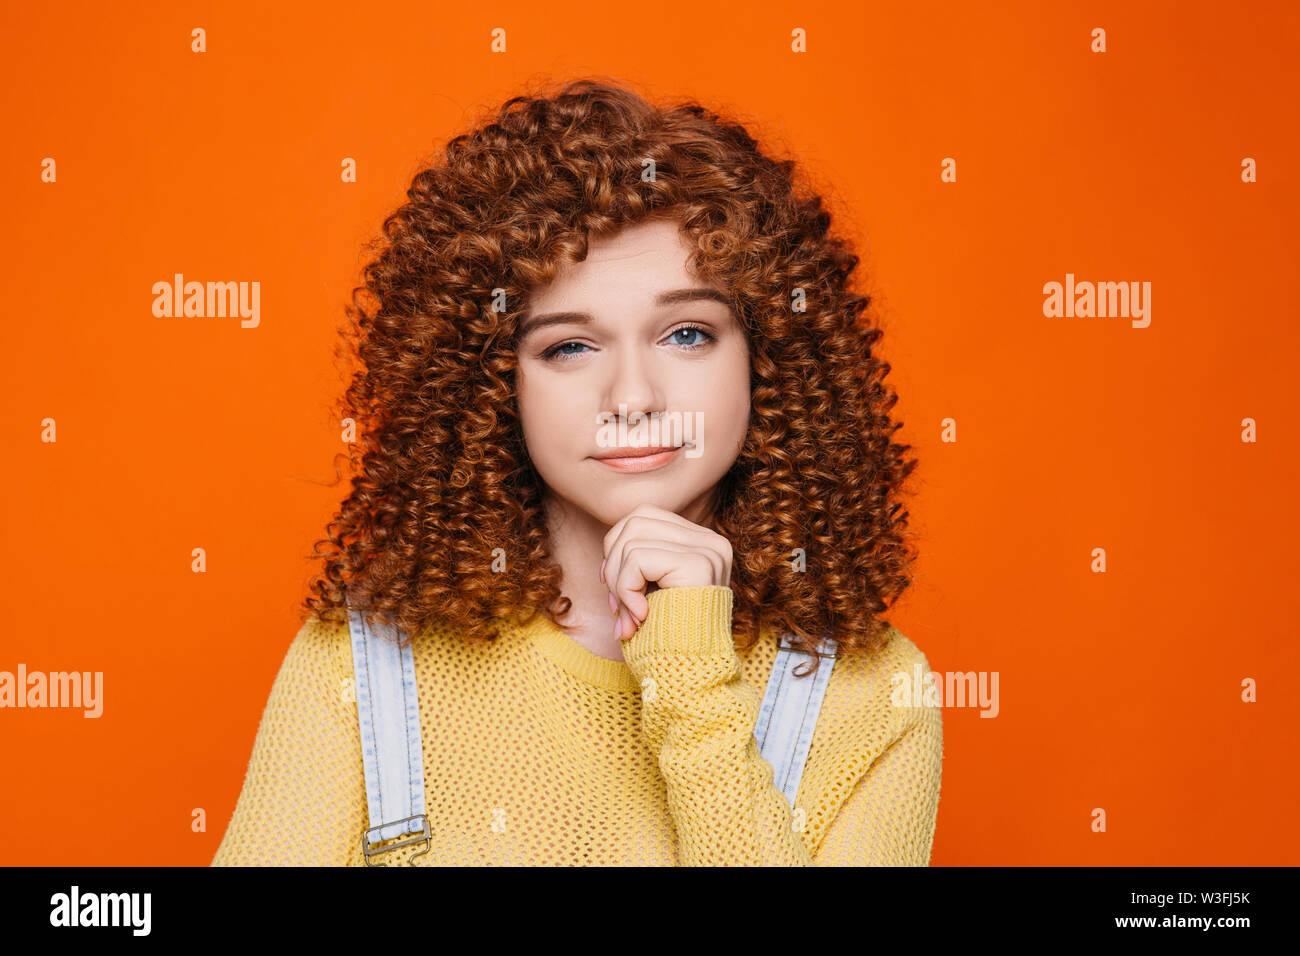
[515,217,751,529]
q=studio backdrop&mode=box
[2,0,1297,866]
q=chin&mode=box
[592,488,697,524]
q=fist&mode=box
[599,504,733,640]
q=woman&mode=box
[211,77,942,866]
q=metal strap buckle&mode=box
[777,638,838,659]
[361,813,431,866]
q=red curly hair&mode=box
[302,75,920,668]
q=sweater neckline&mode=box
[520,611,641,694]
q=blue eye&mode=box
[540,341,591,361]
[668,325,714,348]
[539,324,716,363]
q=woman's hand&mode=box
[599,503,733,640]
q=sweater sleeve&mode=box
[210,616,366,866]
[620,585,815,866]
[810,675,944,866]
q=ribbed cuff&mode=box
[622,585,735,666]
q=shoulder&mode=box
[794,625,943,852]
[290,611,350,653]
[825,625,941,747]
[832,625,934,690]
[274,612,353,690]
[847,625,931,673]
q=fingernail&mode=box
[612,612,621,639]
[599,558,606,583]
[608,592,618,615]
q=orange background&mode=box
[2,0,1296,865]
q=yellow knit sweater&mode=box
[211,585,942,866]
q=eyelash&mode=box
[539,324,716,363]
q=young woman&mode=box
[211,77,942,867]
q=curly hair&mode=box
[301,75,920,670]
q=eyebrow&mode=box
[516,287,732,340]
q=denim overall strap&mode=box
[345,601,431,865]
[754,634,838,808]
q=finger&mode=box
[603,514,715,608]
[615,549,722,639]
[608,540,703,625]
[612,547,719,638]
[606,530,730,627]
[601,504,699,564]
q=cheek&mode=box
[699,353,751,444]
[517,372,587,452]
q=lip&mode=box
[591,445,684,473]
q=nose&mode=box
[601,341,666,427]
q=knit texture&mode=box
[211,585,943,866]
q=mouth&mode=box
[590,445,685,474]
